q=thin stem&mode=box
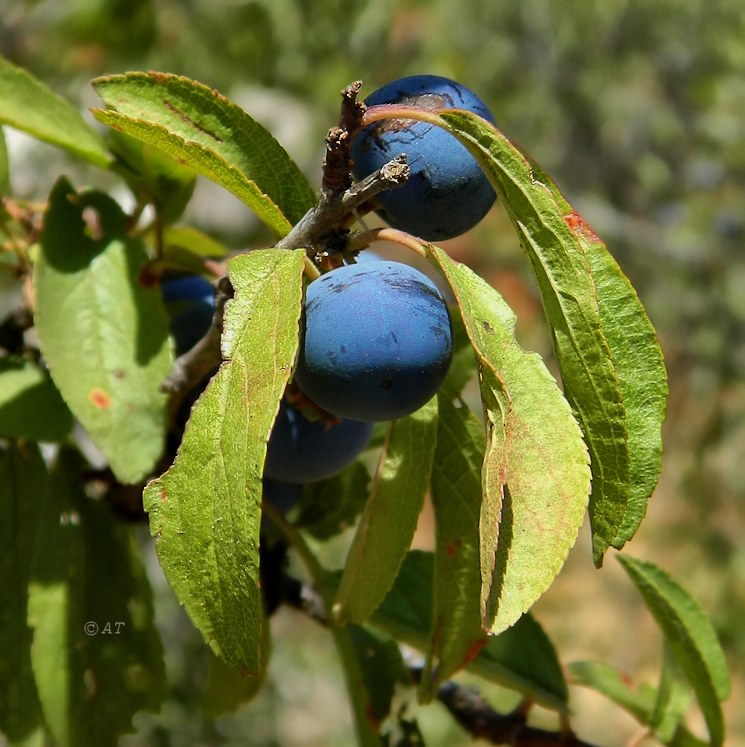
[346,226,429,260]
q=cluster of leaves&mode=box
[0,55,731,746]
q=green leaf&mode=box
[371,551,567,711]
[27,449,165,747]
[617,555,731,747]
[91,72,317,237]
[0,357,73,441]
[108,129,196,226]
[334,397,438,624]
[469,613,568,712]
[430,109,637,565]
[570,215,667,547]
[650,644,694,743]
[143,248,306,673]
[0,442,47,746]
[423,385,487,697]
[568,660,708,747]
[0,126,9,194]
[34,177,172,483]
[201,647,266,717]
[568,661,655,723]
[428,246,590,634]
[347,625,412,731]
[293,461,371,541]
[0,55,111,168]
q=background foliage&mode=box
[1,0,743,744]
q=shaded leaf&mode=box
[424,384,487,698]
[92,72,316,236]
[27,449,165,746]
[347,625,412,731]
[428,246,590,634]
[334,397,438,624]
[0,55,111,168]
[371,551,567,711]
[294,461,371,540]
[617,554,730,747]
[0,357,73,441]
[35,177,172,483]
[143,248,305,673]
[0,443,47,746]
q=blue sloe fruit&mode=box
[161,275,215,355]
[264,401,373,484]
[294,261,452,422]
[351,74,497,241]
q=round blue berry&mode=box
[352,75,497,241]
[264,401,373,484]
[161,275,215,355]
[294,261,452,422]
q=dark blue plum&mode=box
[351,74,497,241]
[264,401,373,484]
[161,275,215,355]
[294,261,452,422]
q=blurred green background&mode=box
[2,0,743,744]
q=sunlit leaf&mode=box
[617,555,730,747]
[412,107,640,565]
[35,178,172,483]
[0,55,111,168]
[334,396,438,624]
[27,449,165,746]
[143,248,305,673]
[428,246,590,635]
[92,72,317,236]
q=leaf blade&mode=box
[0,55,111,168]
[91,72,317,236]
[0,357,73,441]
[334,397,438,624]
[143,248,305,673]
[27,449,165,746]
[34,178,172,483]
[617,554,731,747]
[428,247,590,635]
[433,109,637,565]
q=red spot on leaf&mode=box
[138,264,160,288]
[446,540,461,557]
[564,210,600,244]
[160,488,168,503]
[89,388,111,409]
